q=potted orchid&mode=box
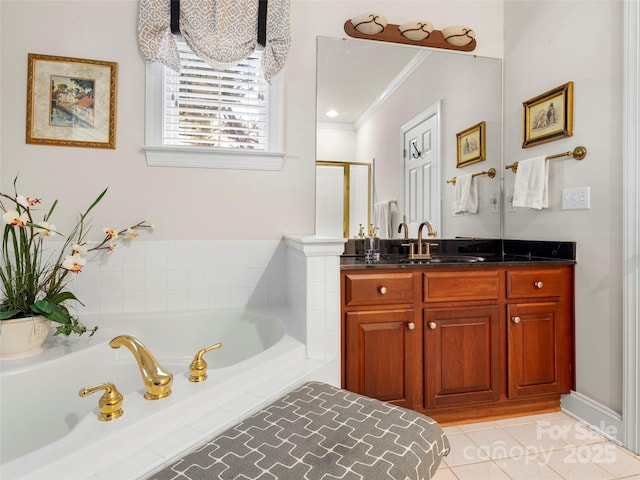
[0,176,153,355]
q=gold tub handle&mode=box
[189,342,222,383]
[78,382,124,421]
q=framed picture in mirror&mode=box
[456,121,485,168]
[522,81,573,148]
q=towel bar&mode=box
[505,146,587,173]
[447,167,496,185]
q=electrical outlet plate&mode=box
[562,186,591,210]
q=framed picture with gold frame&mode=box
[26,53,117,149]
[456,121,485,168]
[522,81,573,148]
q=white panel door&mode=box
[402,104,440,237]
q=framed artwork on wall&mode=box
[456,121,485,168]
[522,81,573,148]
[26,53,117,149]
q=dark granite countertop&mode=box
[341,238,576,269]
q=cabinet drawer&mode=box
[423,270,500,302]
[344,273,415,306]
[507,269,564,298]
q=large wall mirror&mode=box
[316,36,503,239]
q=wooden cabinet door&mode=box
[345,309,420,409]
[507,302,571,398]
[424,306,501,408]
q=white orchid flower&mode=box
[124,228,139,240]
[62,254,86,273]
[71,244,88,257]
[103,228,118,239]
[34,221,56,237]
[2,210,28,227]
[16,195,40,208]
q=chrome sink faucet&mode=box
[109,335,173,400]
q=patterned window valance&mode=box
[137,0,291,82]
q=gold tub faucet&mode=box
[78,382,124,421]
[189,342,222,382]
[109,335,173,400]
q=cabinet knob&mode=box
[534,281,544,289]
[407,322,415,330]
[378,286,387,295]
[428,321,437,330]
[512,316,521,324]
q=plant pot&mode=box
[0,316,52,359]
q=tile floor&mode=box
[434,412,640,479]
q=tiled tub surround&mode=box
[0,236,346,480]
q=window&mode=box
[144,40,284,170]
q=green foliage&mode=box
[0,176,153,337]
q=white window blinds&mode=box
[163,40,269,150]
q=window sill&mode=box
[143,146,284,171]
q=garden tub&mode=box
[0,308,311,480]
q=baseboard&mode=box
[561,391,624,445]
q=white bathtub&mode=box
[0,308,323,480]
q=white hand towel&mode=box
[373,200,392,238]
[512,156,549,209]
[454,174,478,214]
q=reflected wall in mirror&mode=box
[316,36,503,239]
[316,161,371,238]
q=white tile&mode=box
[99,270,122,292]
[123,269,145,290]
[187,290,209,310]
[465,427,526,461]
[167,269,189,290]
[122,291,146,312]
[166,248,188,270]
[145,269,168,291]
[95,447,164,480]
[165,291,189,311]
[308,281,326,311]
[99,292,123,314]
[145,291,168,311]
[443,432,484,466]
[596,444,640,477]
[459,419,502,432]
[147,425,205,461]
[188,268,209,290]
[219,392,265,416]
[495,454,563,479]
[502,421,568,453]
[145,249,167,270]
[452,460,511,480]
[541,447,614,480]
[442,424,464,435]
[432,467,460,480]
[186,408,239,437]
[247,286,268,307]
[268,286,287,306]
[550,418,609,447]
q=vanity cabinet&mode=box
[422,270,502,409]
[505,267,573,399]
[424,305,501,408]
[342,272,421,409]
[341,264,574,423]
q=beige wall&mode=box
[503,0,624,413]
[0,0,503,240]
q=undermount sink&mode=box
[429,255,486,263]
[401,255,486,264]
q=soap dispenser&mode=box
[365,224,380,263]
